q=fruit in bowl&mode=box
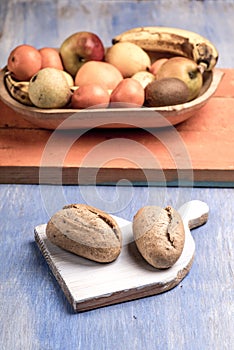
[156,56,203,101]
[59,31,105,77]
[74,61,123,90]
[112,26,218,71]
[110,78,145,108]
[149,58,168,75]
[71,84,110,109]
[0,26,222,129]
[105,42,151,78]
[28,67,72,108]
[7,44,42,81]
[39,47,64,70]
[145,78,190,107]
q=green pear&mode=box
[156,57,203,101]
[28,68,72,108]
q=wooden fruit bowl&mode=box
[0,68,223,130]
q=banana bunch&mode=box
[112,26,218,71]
[4,69,34,106]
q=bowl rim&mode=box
[0,67,224,129]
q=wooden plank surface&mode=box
[0,69,234,185]
[1,184,233,350]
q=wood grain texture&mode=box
[0,185,233,350]
[0,70,234,186]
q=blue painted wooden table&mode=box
[0,185,234,349]
[0,1,234,349]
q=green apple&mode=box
[59,31,105,77]
[156,56,203,101]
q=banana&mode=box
[4,70,34,106]
[112,26,218,71]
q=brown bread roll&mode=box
[46,203,122,263]
[133,205,185,269]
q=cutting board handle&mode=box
[178,200,209,230]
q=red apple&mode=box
[59,31,105,77]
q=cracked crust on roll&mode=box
[46,203,122,263]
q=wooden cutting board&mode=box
[0,68,234,186]
[34,200,209,312]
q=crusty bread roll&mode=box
[133,205,185,269]
[46,203,122,263]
